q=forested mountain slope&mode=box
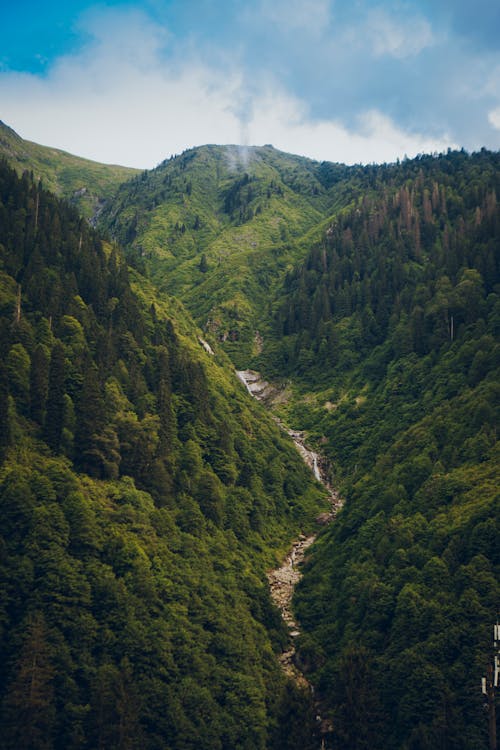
[99,144,366,366]
[257,149,500,749]
[1,122,499,749]
[98,144,500,746]
[0,161,326,749]
[0,121,138,220]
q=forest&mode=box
[0,160,325,749]
[0,128,498,749]
[98,145,500,748]
[263,149,500,749]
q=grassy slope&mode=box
[0,120,138,219]
[100,144,352,365]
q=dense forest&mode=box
[259,150,500,749]
[0,160,325,749]
[98,145,500,749]
[0,125,499,750]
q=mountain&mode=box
[260,148,500,749]
[99,144,367,366]
[0,123,499,748]
[0,159,326,749]
[0,121,138,220]
[102,143,500,747]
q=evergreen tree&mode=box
[6,343,31,416]
[44,342,66,453]
[2,613,56,750]
[0,360,10,458]
[74,361,120,478]
[199,253,208,273]
[30,344,50,425]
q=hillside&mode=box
[0,128,499,748]
[0,121,138,220]
[258,148,500,748]
[99,144,369,366]
[100,144,500,746]
[0,160,326,749]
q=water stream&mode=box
[236,370,342,683]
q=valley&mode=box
[237,368,341,672]
[0,124,498,749]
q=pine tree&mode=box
[0,360,11,458]
[2,613,56,750]
[74,361,119,478]
[30,344,50,425]
[44,342,66,453]
[199,253,208,272]
[157,379,176,459]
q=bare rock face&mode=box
[236,370,290,407]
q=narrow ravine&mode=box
[237,370,342,684]
[266,533,316,688]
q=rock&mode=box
[238,367,343,698]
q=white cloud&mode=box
[0,8,243,167]
[489,108,500,130]
[0,6,454,168]
[248,90,455,163]
[366,8,435,59]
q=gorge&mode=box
[0,123,498,749]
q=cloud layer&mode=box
[0,2,498,167]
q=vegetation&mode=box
[259,149,500,749]
[99,144,337,366]
[1,121,499,748]
[0,160,325,749]
[0,121,138,220]
[101,144,499,748]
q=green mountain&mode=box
[102,145,500,747]
[0,159,325,749]
[0,122,499,749]
[0,121,138,220]
[261,149,500,749]
[99,144,366,366]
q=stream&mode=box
[236,370,342,693]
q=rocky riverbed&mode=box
[236,370,342,678]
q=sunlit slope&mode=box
[100,144,359,364]
[0,120,139,219]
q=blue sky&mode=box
[1,0,499,167]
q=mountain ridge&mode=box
[0,121,139,220]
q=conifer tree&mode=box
[30,344,50,425]
[2,613,56,750]
[0,360,10,458]
[44,342,66,453]
[74,361,120,478]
